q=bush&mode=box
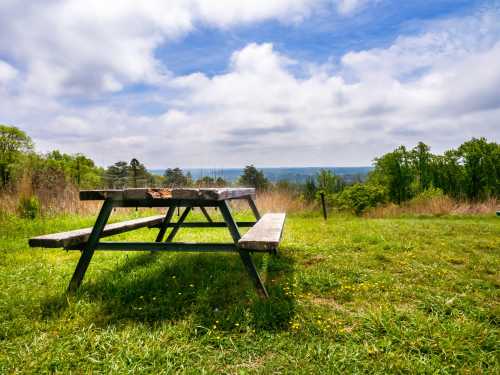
[18,195,40,219]
[334,184,387,215]
[409,186,445,204]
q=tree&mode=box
[126,158,152,188]
[238,165,269,191]
[72,154,102,188]
[410,142,433,192]
[129,158,140,188]
[0,124,33,187]
[457,138,499,200]
[316,169,344,194]
[430,150,464,199]
[46,151,102,188]
[215,177,227,187]
[369,146,413,204]
[163,167,191,187]
[196,176,215,187]
[303,177,317,202]
[104,161,129,188]
[186,172,193,186]
[195,175,228,187]
[367,138,499,203]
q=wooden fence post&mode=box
[320,192,327,220]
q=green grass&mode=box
[0,210,498,373]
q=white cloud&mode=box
[0,0,332,97]
[0,3,498,167]
[161,10,500,166]
[0,1,185,96]
[195,0,322,26]
[0,60,18,83]
[0,0,368,98]
[337,0,372,15]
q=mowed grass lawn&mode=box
[0,210,498,373]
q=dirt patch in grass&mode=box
[301,255,329,267]
[227,352,276,373]
[310,296,345,310]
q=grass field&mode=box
[0,209,498,373]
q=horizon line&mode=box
[148,165,374,170]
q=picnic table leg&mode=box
[247,196,261,220]
[165,207,191,242]
[218,201,269,298]
[67,198,113,293]
[155,206,176,242]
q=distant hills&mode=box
[149,167,372,184]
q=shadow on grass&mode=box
[42,251,296,332]
[40,252,160,319]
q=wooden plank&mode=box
[166,188,255,200]
[148,221,256,228]
[238,213,286,252]
[111,199,220,208]
[127,188,171,200]
[79,190,124,200]
[80,242,238,252]
[80,188,255,201]
[29,215,165,248]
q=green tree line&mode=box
[2,124,497,218]
[369,138,499,202]
[0,125,274,193]
[0,125,104,190]
[310,138,499,215]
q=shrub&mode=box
[18,195,40,219]
[334,184,387,215]
[409,186,445,204]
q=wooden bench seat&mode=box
[29,215,165,249]
[238,213,286,252]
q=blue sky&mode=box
[0,0,499,168]
[157,0,479,77]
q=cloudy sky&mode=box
[0,0,499,168]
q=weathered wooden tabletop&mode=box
[80,188,256,201]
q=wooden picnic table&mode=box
[29,188,286,298]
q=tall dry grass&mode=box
[0,172,100,217]
[2,176,497,220]
[365,196,499,218]
[255,190,313,213]
[230,190,314,214]
[1,175,313,218]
